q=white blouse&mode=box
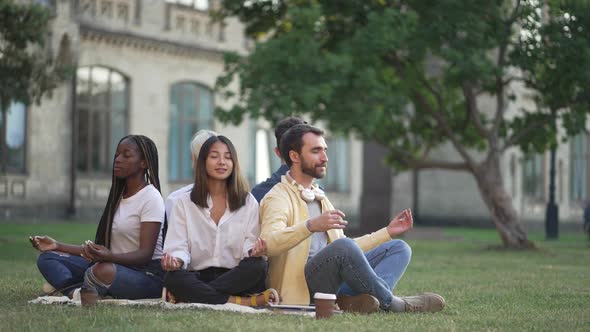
[164,191,260,271]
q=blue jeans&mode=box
[37,251,163,299]
[304,238,411,310]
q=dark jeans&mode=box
[37,251,164,299]
[164,257,267,304]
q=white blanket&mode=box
[28,296,315,317]
[29,296,271,314]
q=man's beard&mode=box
[301,157,327,179]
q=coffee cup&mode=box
[314,292,337,319]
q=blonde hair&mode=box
[190,129,217,169]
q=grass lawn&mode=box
[0,222,588,332]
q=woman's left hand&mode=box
[84,242,113,262]
[249,238,267,257]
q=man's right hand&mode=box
[307,210,348,232]
[29,235,58,252]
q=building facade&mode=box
[0,0,356,222]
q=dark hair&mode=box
[95,135,163,248]
[191,135,250,211]
[274,117,307,149]
[279,124,325,167]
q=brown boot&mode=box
[400,292,445,313]
[335,293,380,314]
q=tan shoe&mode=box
[335,293,380,314]
[400,292,445,313]
[42,282,56,295]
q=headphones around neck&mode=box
[287,171,326,203]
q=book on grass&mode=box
[268,303,315,311]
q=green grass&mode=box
[1,223,589,331]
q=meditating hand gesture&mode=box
[161,252,183,271]
[307,210,348,232]
[29,235,58,252]
[387,209,413,238]
[81,241,113,262]
[249,238,267,257]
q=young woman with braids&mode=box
[162,135,278,306]
[30,135,165,304]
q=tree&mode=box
[0,1,72,172]
[215,0,590,248]
[512,1,590,238]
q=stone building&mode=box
[1,0,363,223]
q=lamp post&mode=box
[545,108,558,239]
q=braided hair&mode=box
[95,135,164,248]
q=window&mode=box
[168,82,214,182]
[522,153,545,201]
[570,133,588,203]
[165,0,209,11]
[320,136,350,192]
[75,66,128,174]
[0,102,27,173]
[254,128,280,183]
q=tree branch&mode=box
[406,159,471,171]
[502,119,546,151]
[386,145,471,171]
[502,75,530,86]
[507,0,523,26]
[492,1,523,145]
[384,52,477,169]
[462,82,491,137]
[412,91,477,169]
[492,47,508,140]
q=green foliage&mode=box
[216,0,590,170]
[0,0,71,113]
[512,0,590,152]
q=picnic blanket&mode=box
[28,296,314,317]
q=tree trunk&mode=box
[472,155,536,249]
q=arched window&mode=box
[75,66,128,174]
[0,101,27,173]
[168,82,214,182]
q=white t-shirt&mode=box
[110,184,165,260]
[164,192,260,271]
[165,184,193,220]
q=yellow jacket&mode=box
[259,176,392,305]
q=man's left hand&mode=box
[387,209,413,238]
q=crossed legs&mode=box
[305,238,412,311]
